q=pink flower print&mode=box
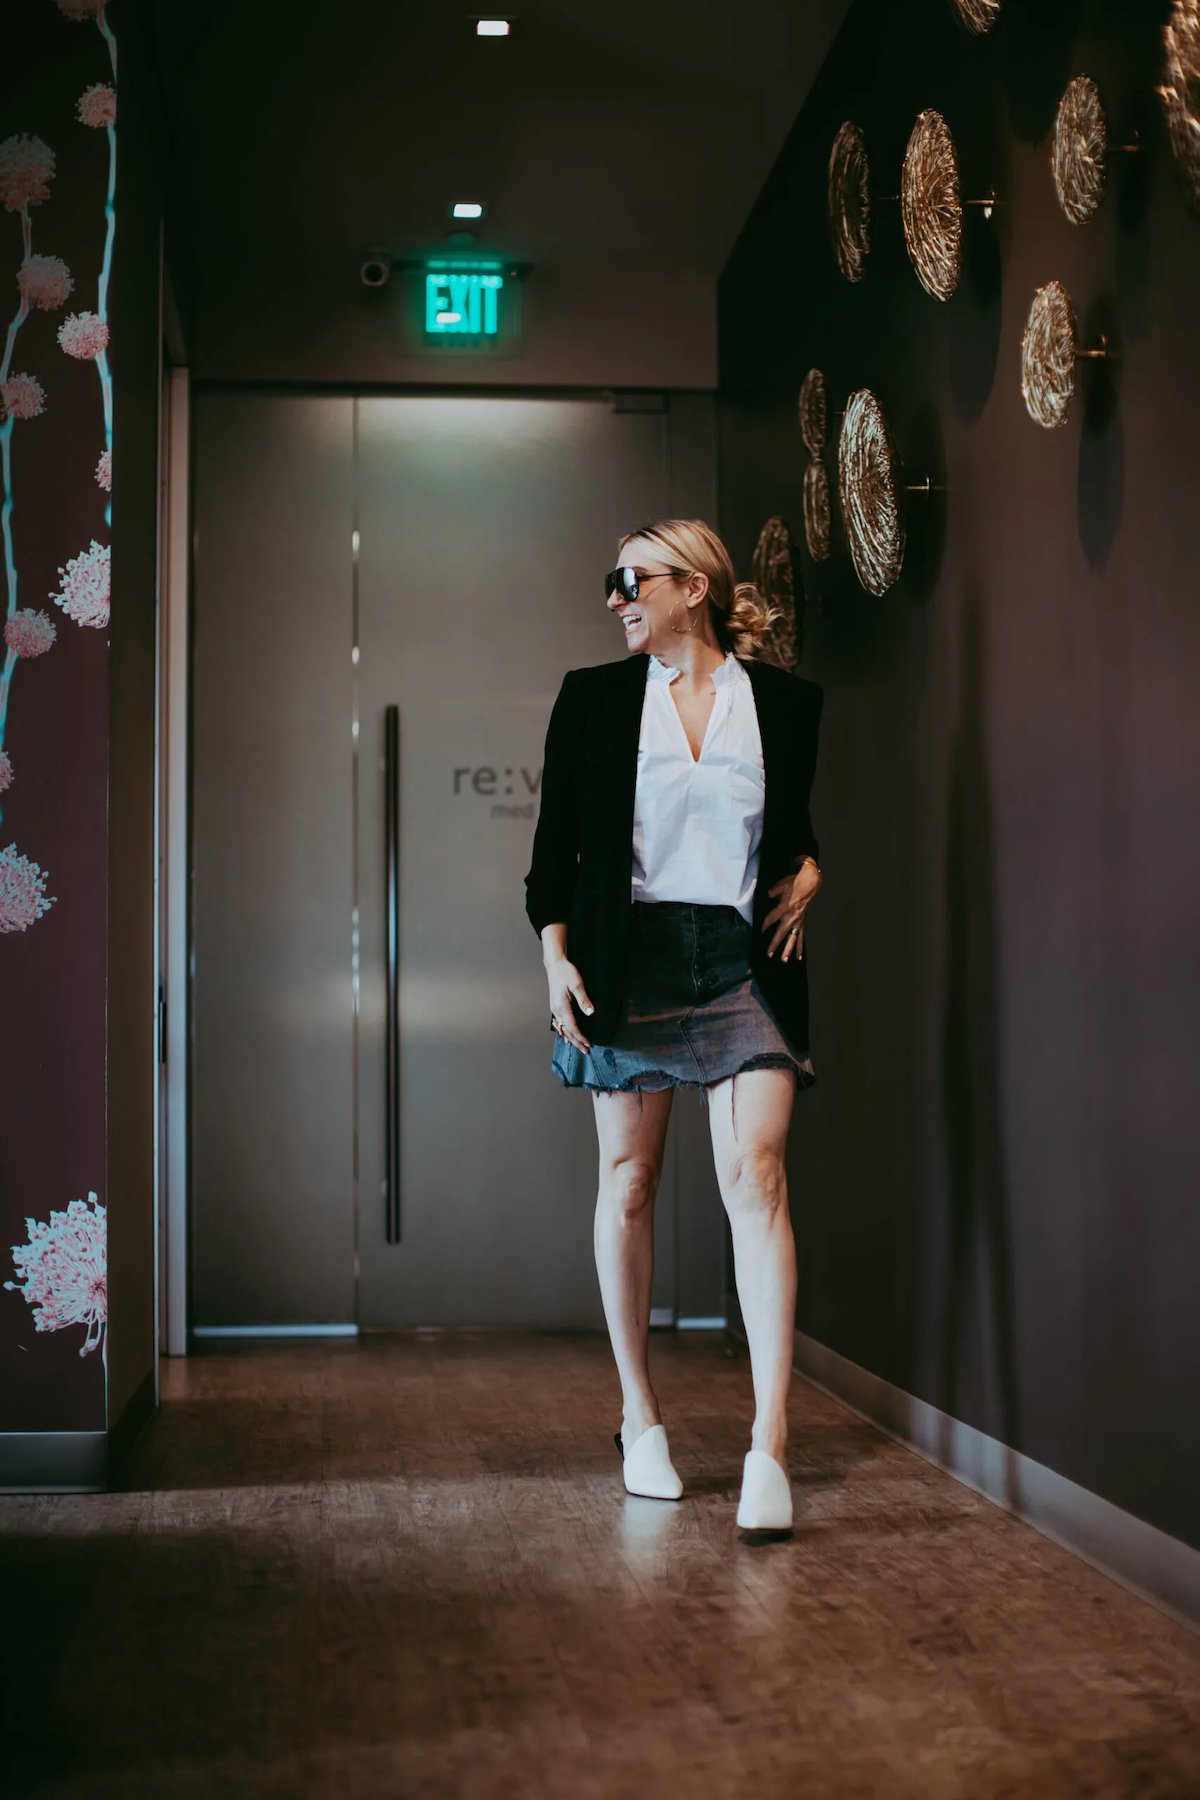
[1,373,46,421]
[55,0,106,16]
[0,843,56,931]
[0,135,56,213]
[51,539,110,628]
[77,83,117,129]
[18,255,74,311]
[4,1192,107,1356]
[95,447,112,491]
[4,609,57,657]
[57,311,109,361]
[0,751,12,794]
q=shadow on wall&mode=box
[946,47,1010,427]
[938,575,1019,1476]
[1077,288,1125,571]
[1113,78,1159,343]
[996,0,1086,146]
[898,399,948,608]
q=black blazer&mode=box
[524,651,824,1055]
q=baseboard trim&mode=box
[191,1323,360,1339]
[778,1328,1200,1637]
[0,1432,108,1492]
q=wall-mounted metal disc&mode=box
[1053,75,1107,224]
[949,0,1001,35]
[828,122,871,283]
[1020,279,1077,429]
[1161,0,1200,215]
[838,389,905,596]
[798,369,828,455]
[901,108,963,301]
[751,516,799,670]
[803,461,832,563]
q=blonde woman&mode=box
[524,519,824,1531]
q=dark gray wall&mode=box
[192,266,719,392]
[718,0,1200,1551]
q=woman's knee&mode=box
[598,1154,661,1219]
[721,1146,787,1218]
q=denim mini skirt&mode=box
[551,899,816,1097]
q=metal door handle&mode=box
[384,704,401,1242]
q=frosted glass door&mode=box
[356,396,673,1326]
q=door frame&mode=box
[173,383,728,1336]
[156,350,191,1357]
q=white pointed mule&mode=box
[736,1449,793,1530]
[614,1422,684,1500]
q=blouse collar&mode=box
[648,649,742,687]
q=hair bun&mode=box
[726,580,783,655]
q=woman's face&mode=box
[606,539,686,656]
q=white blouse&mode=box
[630,650,765,925]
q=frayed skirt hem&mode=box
[550,1050,817,1098]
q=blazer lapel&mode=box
[739,656,786,862]
[596,652,650,885]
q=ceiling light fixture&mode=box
[452,202,485,219]
[476,18,511,35]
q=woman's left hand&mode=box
[762,859,822,961]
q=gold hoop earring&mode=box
[668,597,700,635]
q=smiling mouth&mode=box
[621,613,644,630]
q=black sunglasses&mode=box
[603,565,688,603]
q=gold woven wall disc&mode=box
[798,369,828,454]
[1161,0,1200,214]
[950,0,1001,35]
[1053,75,1107,223]
[838,389,905,596]
[1020,280,1077,428]
[901,109,963,301]
[803,461,832,563]
[828,121,871,282]
[751,517,799,671]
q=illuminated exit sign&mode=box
[413,258,526,354]
[425,269,505,337]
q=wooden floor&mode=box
[2,1331,1199,1799]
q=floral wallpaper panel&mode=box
[1,0,119,1429]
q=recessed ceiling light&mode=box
[476,19,511,35]
[452,202,485,219]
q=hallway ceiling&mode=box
[149,0,851,298]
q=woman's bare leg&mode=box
[591,1086,675,1446]
[705,1068,797,1462]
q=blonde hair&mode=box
[618,517,782,657]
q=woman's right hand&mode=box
[546,955,595,1052]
